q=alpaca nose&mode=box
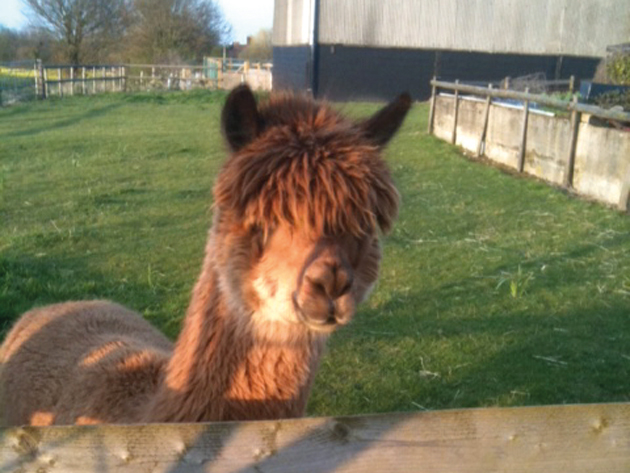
[295,248,355,328]
[304,258,354,302]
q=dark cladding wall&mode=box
[438,51,598,84]
[317,45,435,102]
[273,46,311,91]
[274,44,600,101]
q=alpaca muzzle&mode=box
[293,250,355,331]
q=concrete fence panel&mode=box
[484,103,523,170]
[574,123,630,206]
[454,98,486,153]
[523,113,571,186]
[431,91,630,210]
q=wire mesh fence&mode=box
[0,60,38,106]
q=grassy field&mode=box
[1,91,629,416]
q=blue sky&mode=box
[0,0,274,43]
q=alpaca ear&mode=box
[221,84,261,152]
[360,92,412,147]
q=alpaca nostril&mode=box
[334,270,353,299]
[305,275,327,296]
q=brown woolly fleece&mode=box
[0,85,411,426]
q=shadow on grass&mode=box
[0,253,176,338]
[1,102,123,139]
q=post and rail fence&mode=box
[35,62,127,99]
[1,59,272,106]
[427,78,630,212]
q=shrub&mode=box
[595,54,630,85]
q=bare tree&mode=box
[0,25,54,62]
[23,0,128,64]
[239,29,272,62]
[126,0,231,63]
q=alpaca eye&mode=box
[250,228,267,258]
[352,236,373,266]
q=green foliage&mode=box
[1,94,629,416]
[607,54,630,85]
[496,266,535,298]
[594,89,630,110]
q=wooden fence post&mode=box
[427,77,437,134]
[82,67,86,95]
[477,84,493,158]
[43,67,48,99]
[33,61,39,98]
[517,87,530,173]
[36,59,46,99]
[122,66,126,92]
[451,79,460,145]
[101,67,106,93]
[569,75,575,94]
[58,68,63,97]
[70,67,74,96]
[92,67,96,94]
[563,95,581,188]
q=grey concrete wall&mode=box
[432,95,630,209]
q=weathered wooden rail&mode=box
[1,403,629,472]
[428,79,630,126]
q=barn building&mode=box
[272,0,629,101]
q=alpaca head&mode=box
[212,86,410,336]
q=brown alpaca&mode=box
[0,85,410,426]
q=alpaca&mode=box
[0,85,411,426]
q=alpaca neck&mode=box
[145,241,326,423]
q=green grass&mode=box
[1,91,629,417]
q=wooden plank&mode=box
[451,79,460,144]
[427,76,437,134]
[430,80,630,123]
[1,403,629,473]
[70,67,74,96]
[476,84,493,157]
[563,95,581,188]
[81,67,86,95]
[517,87,530,173]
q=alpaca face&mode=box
[215,86,411,335]
[249,224,381,333]
[212,220,382,334]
